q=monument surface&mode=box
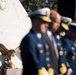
[0,0,32,68]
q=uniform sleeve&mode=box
[61,38,75,73]
[59,48,66,65]
[62,40,75,60]
[58,42,67,74]
[55,37,66,65]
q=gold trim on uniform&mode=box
[60,63,67,74]
[38,67,49,75]
[46,11,51,17]
[48,68,54,75]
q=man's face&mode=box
[36,20,49,33]
[39,21,48,33]
[49,19,60,32]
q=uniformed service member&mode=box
[66,23,76,75]
[52,32,67,75]
[68,23,76,44]
[54,16,72,75]
[20,8,54,75]
[56,16,75,75]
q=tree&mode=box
[21,0,57,12]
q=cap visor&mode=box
[61,23,69,30]
[38,16,51,23]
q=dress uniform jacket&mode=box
[53,33,66,64]
[20,29,53,75]
[61,35,76,75]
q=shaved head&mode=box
[49,10,61,32]
[50,10,61,22]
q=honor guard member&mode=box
[54,16,72,75]
[52,32,67,75]
[20,8,54,75]
[66,23,76,75]
[56,16,76,75]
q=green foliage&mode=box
[21,0,57,12]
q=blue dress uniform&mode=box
[53,32,66,74]
[53,33,66,64]
[61,35,76,75]
[20,29,53,75]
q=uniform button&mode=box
[40,50,43,53]
[46,57,50,61]
[72,56,75,60]
[46,52,49,55]
[59,50,63,56]
[47,64,50,67]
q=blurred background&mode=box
[20,0,76,22]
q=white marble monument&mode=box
[0,0,32,69]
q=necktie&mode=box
[42,33,58,75]
[50,34,59,59]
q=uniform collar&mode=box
[30,29,42,39]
